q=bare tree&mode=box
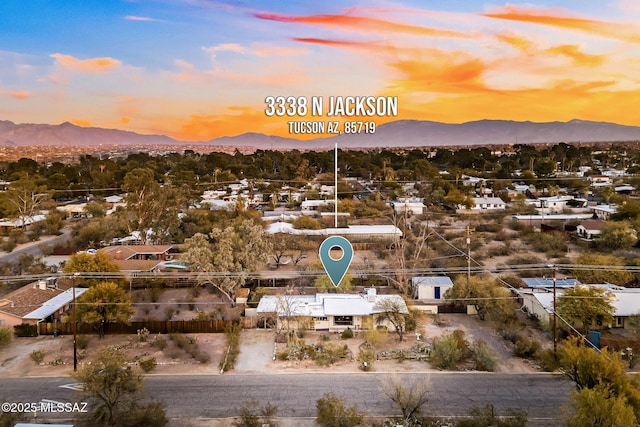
[373,297,410,342]
[381,374,431,425]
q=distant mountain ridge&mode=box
[2,118,640,149]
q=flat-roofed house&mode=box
[256,288,408,332]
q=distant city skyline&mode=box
[1,1,639,141]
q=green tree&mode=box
[563,386,637,427]
[571,253,634,286]
[76,282,134,338]
[556,286,614,334]
[446,276,516,323]
[122,168,183,244]
[558,337,640,422]
[181,220,272,301]
[72,347,168,427]
[316,392,364,427]
[598,222,638,251]
[0,175,50,229]
[64,251,121,286]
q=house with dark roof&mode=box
[576,220,607,240]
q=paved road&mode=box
[2,373,574,423]
[0,228,72,264]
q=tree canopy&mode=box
[76,281,134,337]
[556,286,615,334]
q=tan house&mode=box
[256,289,408,332]
[0,280,87,327]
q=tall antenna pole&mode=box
[466,225,471,283]
[335,142,338,228]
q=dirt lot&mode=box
[0,314,543,378]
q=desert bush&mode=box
[488,243,511,257]
[321,334,330,341]
[356,348,375,371]
[233,400,278,427]
[137,327,150,343]
[476,223,503,233]
[219,321,241,372]
[457,404,528,427]
[314,344,350,366]
[151,337,167,351]
[316,392,363,427]
[164,346,182,359]
[341,328,354,339]
[13,323,37,337]
[430,332,464,370]
[513,336,541,359]
[30,350,45,364]
[530,231,568,255]
[363,328,387,348]
[471,340,499,372]
[164,307,175,321]
[0,327,13,347]
[77,334,90,350]
[537,348,561,372]
[139,357,157,373]
[195,351,211,364]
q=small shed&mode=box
[412,276,454,300]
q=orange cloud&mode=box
[496,33,534,52]
[178,107,279,141]
[255,11,470,38]
[546,44,604,66]
[50,53,121,73]
[483,5,640,43]
[10,91,31,100]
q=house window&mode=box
[616,317,624,328]
[334,316,353,326]
[315,317,328,321]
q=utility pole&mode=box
[466,225,471,283]
[72,274,78,371]
[552,265,558,358]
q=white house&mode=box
[576,220,607,240]
[412,276,454,300]
[592,204,617,220]
[392,198,426,216]
[412,276,454,314]
[469,197,506,211]
[256,289,408,332]
[301,199,332,215]
[521,287,640,329]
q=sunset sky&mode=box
[1,0,640,141]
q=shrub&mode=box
[30,350,45,364]
[341,328,354,339]
[316,392,363,427]
[77,334,90,350]
[513,336,541,359]
[139,357,157,373]
[151,337,167,351]
[363,328,387,348]
[164,347,182,359]
[321,334,331,341]
[13,323,37,337]
[356,348,375,371]
[0,327,13,347]
[164,307,175,321]
[471,340,499,372]
[137,327,150,343]
[430,332,464,370]
[537,348,561,372]
[196,351,211,364]
[219,321,242,372]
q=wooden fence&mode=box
[38,317,257,336]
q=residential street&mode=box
[4,372,574,424]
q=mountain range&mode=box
[2,118,640,150]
